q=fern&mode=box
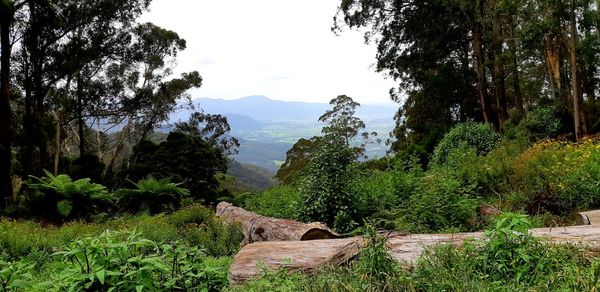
[116,178,190,214]
[26,171,111,220]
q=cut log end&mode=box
[300,228,342,240]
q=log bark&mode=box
[229,225,600,285]
[576,210,600,225]
[216,202,340,245]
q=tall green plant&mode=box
[115,178,190,214]
[21,171,111,220]
[298,137,357,232]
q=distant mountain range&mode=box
[171,95,397,123]
[168,95,397,176]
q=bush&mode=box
[243,185,301,220]
[508,139,600,214]
[431,121,500,166]
[394,170,480,232]
[15,171,112,221]
[298,137,358,233]
[520,105,562,141]
[39,230,230,291]
[351,170,397,220]
[115,178,190,214]
[0,205,243,259]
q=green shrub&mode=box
[351,170,397,220]
[115,178,190,214]
[0,205,243,259]
[298,137,358,232]
[243,185,301,220]
[39,230,230,291]
[431,121,500,166]
[17,171,112,221]
[520,105,562,141]
[394,170,479,232]
[509,139,600,214]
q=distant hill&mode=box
[231,138,291,172]
[181,95,396,122]
[227,160,276,191]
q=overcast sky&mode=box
[140,0,398,105]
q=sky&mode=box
[140,0,399,105]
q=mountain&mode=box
[231,138,290,172]
[167,95,396,172]
[186,95,397,122]
[227,160,276,191]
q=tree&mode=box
[103,23,202,176]
[319,95,365,145]
[174,111,240,155]
[275,136,323,184]
[0,0,15,204]
[122,132,227,204]
[298,136,357,232]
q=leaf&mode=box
[95,269,106,284]
[57,200,74,217]
[136,285,144,292]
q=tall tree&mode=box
[0,0,15,203]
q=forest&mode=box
[2,0,600,291]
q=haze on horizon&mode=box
[140,0,399,106]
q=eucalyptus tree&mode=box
[9,0,152,177]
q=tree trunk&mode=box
[570,0,582,142]
[509,22,524,116]
[103,121,131,177]
[77,73,85,156]
[216,202,340,245]
[229,225,600,285]
[473,0,492,125]
[492,6,508,130]
[0,6,14,205]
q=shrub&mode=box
[394,170,479,232]
[431,121,500,166]
[520,105,562,141]
[351,170,397,220]
[243,186,301,220]
[298,137,358,232]
[40,230,230,291]
[115,178,190,214]
[16,171,112,221]
[509,139,600,214]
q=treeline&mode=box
[335,0,600,160]
[0,0,236,213]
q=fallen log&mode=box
[216,202,340,245]
[229,225,600,285]
[576,210,600,225]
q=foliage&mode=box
[519,105,563,140]
[0,204,242,259]
[393,169,480,233]
[122,132,227,203]
[43,230,226,291]
[174,111,240,155]
[319,95,366,147]
[275,137,323,185]
[16,171,112,221]
[431,122,501,166]
[115,178,190,215]
[298,137,358,232]
[354,224,400,290]
[508,139,600,214]
[242,185,301,220]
